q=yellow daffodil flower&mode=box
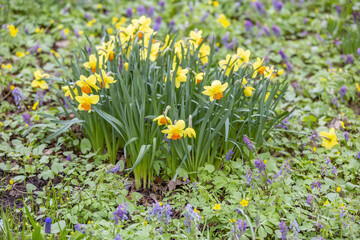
[95,70,116,88]
[202,80,228,101]
[213,204,221,210]
[244,86,255,97]
[199,44,211,65]
[31,70,49,89]
[240,199,249,207]
[252,57,265,77]
[76,75,100,94]
[319,128,339,149]
[75,93,100,113]
[8,25,18,37]
[190,30,203,45]
[62,86,78,99]
[219,54,239,76]
[264,66,276,80]
[161,120,186,140]
[217,14,230,28]
[195,73,204,84]
[153,115,172,126]
[235,48,250,67]
[165,66,189,88]
[83,54,102,73]
[184,127,196,138]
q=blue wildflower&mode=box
[280,221,288,240]
[12,87,26,108]
[254,159,266,174]
[112,203,128,224]
[226,148,234,161]
[45,217,51,234]
[243,135,253,151]
[232,219,247,238]
[183,204,201,232]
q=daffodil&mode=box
[319,128,339,149]
[213,204,221,210]
[161,120,186,140]
[8,25,18,37]
[240,199,249,207]
[199,44,211,65]
[219,54,239,76]
[153,115,172,126]
[235,48,250,67]
[31,70,49,89]
[264,66,276,80]
[217,14,230,28]
[189,30,203,45]
[244,86,255,97]
[76,75,100,94]
[83,55,102,73]
[184,127,196,138]
[252,58,264,78]
[96,38,115,62]
[95,70,116,88]
[165,66,189,88]
[75,93,100,113]
[202,80,228,101]
[62,86,78,99]
[195,73,204,84]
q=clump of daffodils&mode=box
[50,15,287,189]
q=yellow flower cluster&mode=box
[31,70,50,90]
[8,24,18,37]
[155,113,196,140]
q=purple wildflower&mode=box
[147,6,155,18]
[169,20,175,29]
[340,207,346,218]
[338,86,347,102]
[346,54,354,64]
[35,90,44,106]
[193,181,197,190]
[62,7,69,15]
[189,2,194,12]
[331,97,338,107]
[84,13,93,20]
[66,155,72,161]
[234,1,241,12]
[263,25,271,37]
[332,165,337,175]
[158,1,165,8]
[233,219,247,238]
[290,219,300,238]
[74,29,80,38]
[279,49,287,60]
[148,201,172,224]
[336,5,342,15]
[344,132,349,142]
[226,148,234,161]
[245,168,253,185]
[244,20,253,32]
[325,156,331,165]
[126,8,133,18]
[115,234,123,240]
[280,221,288,240]
[183,204,201,232]
[112,203,128,224]
[254,1,266,14]
[45,217,51,234]
[109,164,122,174]
[314,222,323,231]
[87,46,91,55]
[153,16,162,31]
[307,194,313,206]
[357,151,360,159]
[243,135,253,151]
[357,48,360,57]
[254,159,266,174]
[221,32,230,46]
[316,34,324,43]
[137,6,146,16]
[273,0,284,12]
[272,25,281,36]
[12,87,26,107]
[74,223,86,233]
[201,12,210,23]
[23,113,32,126]
[228,37,238,49]
[60,29,67,39]
[311,180,321,191]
